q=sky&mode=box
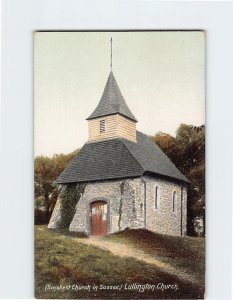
[34,31,205,157]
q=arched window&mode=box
[181,187,183,236]
[155,186,158,210]
[172,191,177,212]
[140,203,143,214]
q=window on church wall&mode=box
[172,191,177,212]
[181,187,186,210]
[132,197,136,214]
[140,203,143,214]
[100,120,105,133]
[155,186,159,210]
[181,187,183,209]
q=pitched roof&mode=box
[123,132,189,183]
[86,71,137,122]
[57,131,189,184]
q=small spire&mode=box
[110,37,113,70]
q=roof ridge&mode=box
[121,138,145,172]
[138,131,189,182]
[123,131,189,183]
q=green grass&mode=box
[35,226,205,299]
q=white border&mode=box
[1,1,233,299]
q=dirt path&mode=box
[72,236,202,287]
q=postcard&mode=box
[34,31,205,299]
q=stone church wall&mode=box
[48,176,187,236]
[69,178,144,235]
[47,197,62,229]
[48,185,66,229]
[143,176,187,236]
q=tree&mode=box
[153,124,205,236]
[153,132,179,163]
[34,149,79,224]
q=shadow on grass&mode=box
[102,229,205,287]
[48,227,88,238]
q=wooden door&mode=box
[91,201,107,236]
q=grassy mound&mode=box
[35,226,204,299]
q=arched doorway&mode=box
[91,201,108,236]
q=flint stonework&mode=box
[49,177,187,236]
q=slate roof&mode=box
[86,71,137,122]
[57,131,189,184]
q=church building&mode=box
[48,70,189,237]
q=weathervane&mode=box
[110,37,113,70]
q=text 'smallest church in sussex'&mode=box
[48,48,189,236]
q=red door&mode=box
[91,201,107,236]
